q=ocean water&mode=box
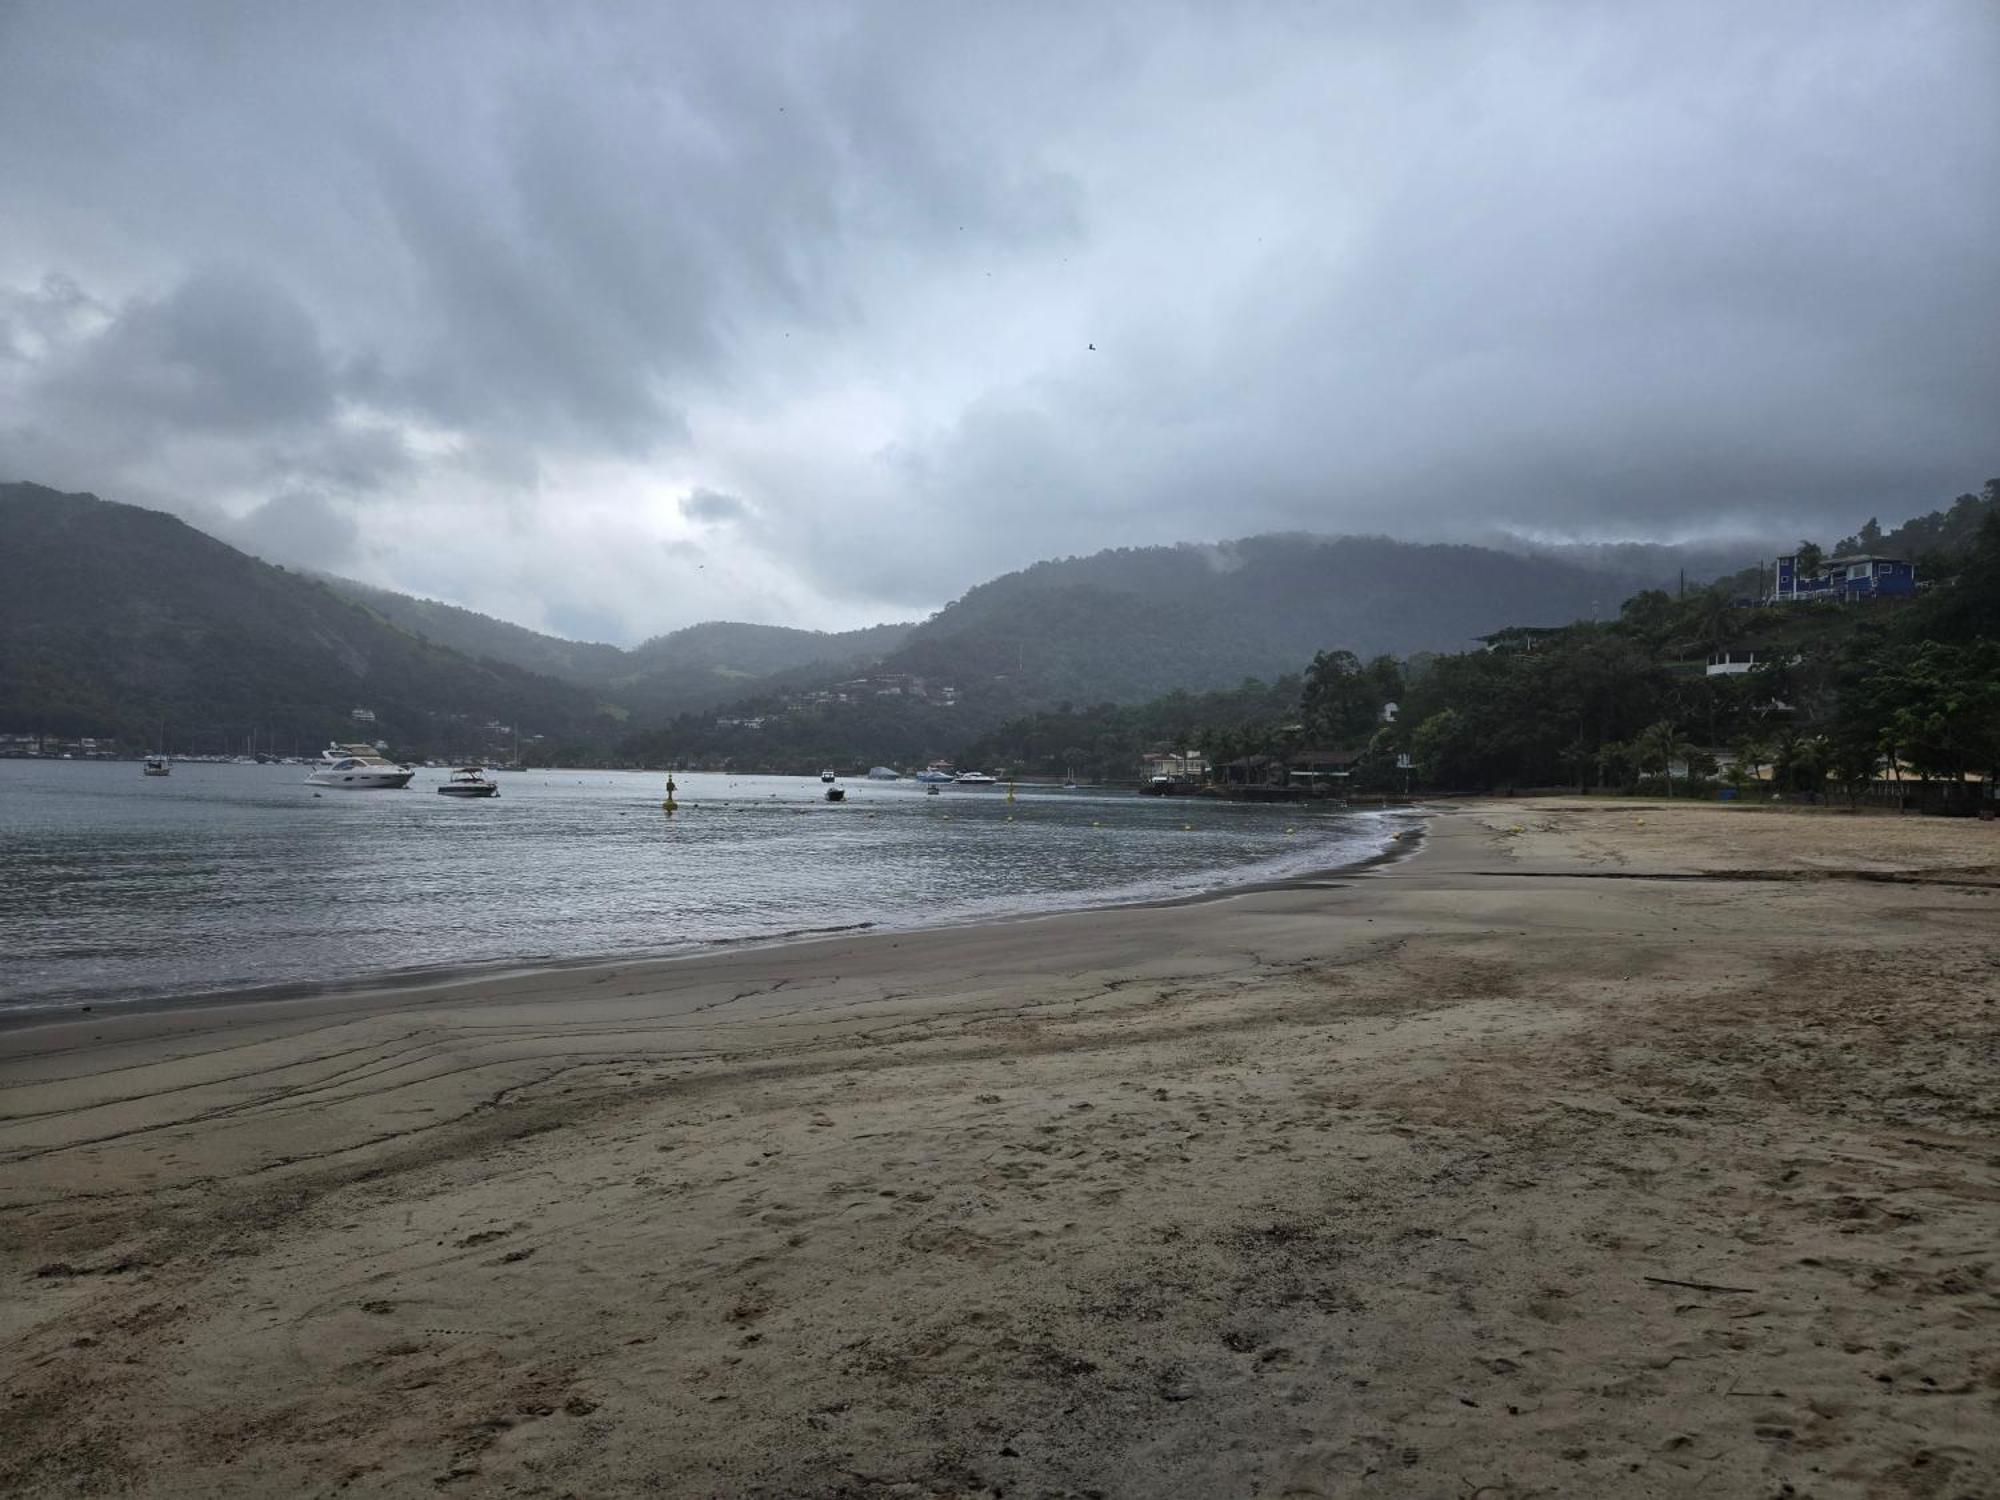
[0,761,1411,1014]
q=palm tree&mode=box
[1635,719,1693,795]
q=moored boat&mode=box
[952,769,998,786]
[143,756,171,777]
[436,766,500,798]
[307,743,415,790]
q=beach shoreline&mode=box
[0,808,1425,1035]
[3,801,1995,1497]
[0,768,1424,1032]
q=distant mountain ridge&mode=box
[4,480,1776,758]
[330,530,1665,725]
[868,533,1657,705]
[0,483,616,752]
[317,575,916,717]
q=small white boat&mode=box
[436,766,500,798]
[307,743,415,790]
[952,770,999,786]
[820,768,837,783]
[867,766,901,780]
[915,761,955,783]
[143,756,171,777]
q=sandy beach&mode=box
[2,801,1996,1498]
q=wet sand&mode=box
[2,802,1996,1497]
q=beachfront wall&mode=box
[1772,554,1916,603]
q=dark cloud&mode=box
[225,488,362,571]
[40,266,334,433]
[679,489,752,525]
[2,1,1995,639]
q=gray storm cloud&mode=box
[2,1,1995,640]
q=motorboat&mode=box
[307,743,415,790]
[143,756,171,777]
[952,770,999,786]
[820,768,837,783]
[866,766,901,780]
[825,786,846,802]
[915,760,955,783]
[436,766,500,798]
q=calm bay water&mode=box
[0,760,1409,1014]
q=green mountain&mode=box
[30,474,1983,774]
[316,577,632,683]
[872,534,1650,705]
[0,483,617,755]
[319,576,914,717]
[631,536,1665,771]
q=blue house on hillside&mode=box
[1771,554,1916,604]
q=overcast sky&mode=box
[3,2,1996,643]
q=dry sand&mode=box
[2,801,1996,1498]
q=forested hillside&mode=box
[321,576,913,717]
[871,534,1651,705]
[0,484,618,754]
[945,480,2000,797]
[15,475,1985,777]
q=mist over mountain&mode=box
[869,534,1658,705]
[21,477,1983,766]
[319,575,914,717]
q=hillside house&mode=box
[1140,749,1209,782]
[1705,649,1763,676]
[1771,554,1916,603]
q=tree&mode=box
[1411,709,1475,789]
[1732,734,1771,788]
[1772,732,1831,799]
[1300,649,1379,745]
[1634,719,1693,795]
[1597,739,1638,790]
[1794,540,1825,583]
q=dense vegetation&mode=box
[322,576,913,717]
[9,476,1991,796]
[952,483,2000,804]
[0,484,620,756]
[1381,485,1999,801]
[867,533,1650,704]
[337,531,1659,738]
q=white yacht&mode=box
[436,765,500,798]
[143,756,171,777]
[307,743,415,790]
[952,769,999,786]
